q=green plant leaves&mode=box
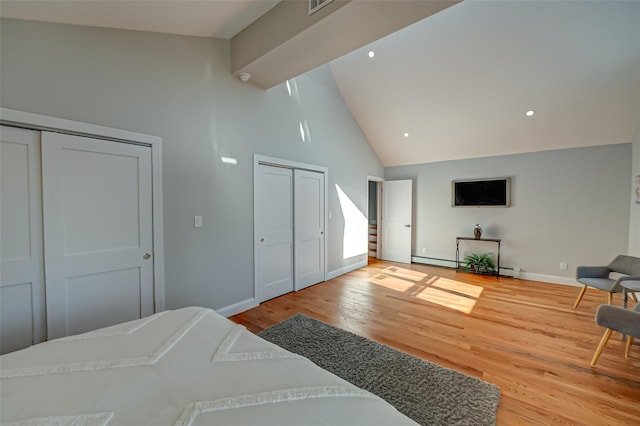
[463,252,496,273]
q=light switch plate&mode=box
[194,216,203,228]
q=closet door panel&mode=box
[42,132,154,339]
[1,284,35,354]
[255,165,294,303]
[0,126,45,354]
[294,169,325,290]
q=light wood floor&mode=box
[230,259,640,425]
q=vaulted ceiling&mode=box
[331,0,640,166]
[2,0,639,167]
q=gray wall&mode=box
[630,126,640,256]
[385,144,631,280]
[0,18,383,311]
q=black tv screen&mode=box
[452,178,510,207]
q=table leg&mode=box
[622,288,629,341]
[624,288,628,310]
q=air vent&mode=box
[309,0,334,15]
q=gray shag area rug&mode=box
[258,314,500,426]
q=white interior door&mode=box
[42,132,154,339]
[255,164,294,302]
[0,126,46,353]
[294,169,325,291]
[381,179,413,264]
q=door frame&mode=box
[0,108,166,311]
[366,175,384,262]
[253,155,328,300]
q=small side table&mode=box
[621,280,640,309]
[455,237,501,276]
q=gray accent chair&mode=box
[573,255,640,309]
[591,302,640,366]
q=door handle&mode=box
[404,224,411,228]
[143,253,151,260]
[260,238,265,243]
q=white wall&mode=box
[630,126,640,256]
[0,19,383,312]
[385,144,631,281]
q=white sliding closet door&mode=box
[255,164,294,303]
[294,169,325,290]
[42,132,154,338]
[0,126,46,354]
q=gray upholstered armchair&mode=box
[573,255,640,308]
[591,302,640,366]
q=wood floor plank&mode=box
[230,259,640,425]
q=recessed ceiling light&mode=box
[403,132,410,138]
[368,50,375,58]
[525,110,535,117]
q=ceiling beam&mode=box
[231,0,461,89]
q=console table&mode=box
[456,237,501,276]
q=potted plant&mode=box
[463,252,496,274]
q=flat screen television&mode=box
[452,178,511,207]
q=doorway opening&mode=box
[367,177,383,264]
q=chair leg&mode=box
[625,336,634,359]
[607,292,612,305]
[591,328,613,367]
[630,292,638,303]
[573,285,588,309]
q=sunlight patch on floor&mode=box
[380,266,427,282]
[415,287,477,314]
[431,277,484,299]
[367,265,482,314]
[369,273,414,292]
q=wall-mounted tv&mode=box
[452,177,511,207]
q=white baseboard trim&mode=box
[411,256,581,287]
[217,260,368,317]
[327,259,368,280]
[519,272,580,287]
[412,256,455,269]
[216,298,258,318]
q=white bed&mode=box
[0,307,418,425]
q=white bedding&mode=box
[0,307,418,425]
